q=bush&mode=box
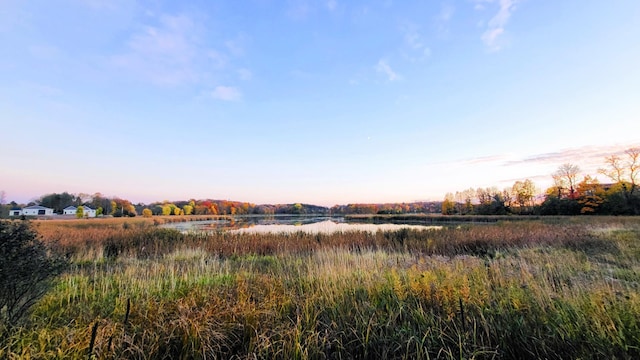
[0,221,67,332]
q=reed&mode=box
[1,217,638,358]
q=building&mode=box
[63,206,77,215]
[21,205,54,216]
[82,206,97,218]
[63,205,97,218]
[9,207,23,216]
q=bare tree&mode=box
[599,147,640,213]
[553,163,580,199]
[599,147,639,192]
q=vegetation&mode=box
[0,221,67,335]
[1,216,639,358]
[444,147,640,216]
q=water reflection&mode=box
[231,220,441,234]
[162,216,441,234]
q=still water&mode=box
[161,216,441,234]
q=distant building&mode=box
[83,206,97,218]
[9,207,23,216]
[63,206,77,215]
[21,205,54,216]
[63,205,97,218]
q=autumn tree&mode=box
[142,208,153,218]
[441,193,456,215]
[576,175,605,214]
[512,179,536,213]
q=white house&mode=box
[82,206,97,218]
[21,205,54,216]
[63,205,97,218]
[9,208,23,216]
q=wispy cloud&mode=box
[327,0,337,11]
[237,68,252,81]
[401,23,431,62]
[461,154,510,166]
[211,86,242,101]
[111,14,202,85]
[375,59,400,81]
[475,0,518,51]
[286,0,312,20]
[504,143,640,168]
[112,13,250,89]
[225,33,247,57]
[435,2,455,36]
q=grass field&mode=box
[2,216,640,359]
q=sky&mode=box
[1,0,639,206]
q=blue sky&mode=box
[1,0,639,206]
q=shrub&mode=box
[0,221,67,333]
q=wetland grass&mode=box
[1,217,639,358]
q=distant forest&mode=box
[0,191,442,218]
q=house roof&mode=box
[24,205,53,210]
[64,206,77,210]
[82,205,94,211]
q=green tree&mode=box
[75,205,84,219]
[0,221,67,333]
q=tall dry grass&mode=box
[1,217,638,359]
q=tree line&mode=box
[442,147,639,216]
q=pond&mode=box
[161,216,442,234]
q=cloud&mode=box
[461,154,510,165]
[28,45,62,60]
[225,34,247,57]
[211,86,242,101]
[435,2,455,36]
[286,0,312,20]
[237,68,252,81]
[375,59,400,81]
[504,143,640,168]
[401,23,431,62]
[327,0,337,11]
[475,0,518,51]
[207,50,227,68]
[112,13,249,87]
[111,14,201,85]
